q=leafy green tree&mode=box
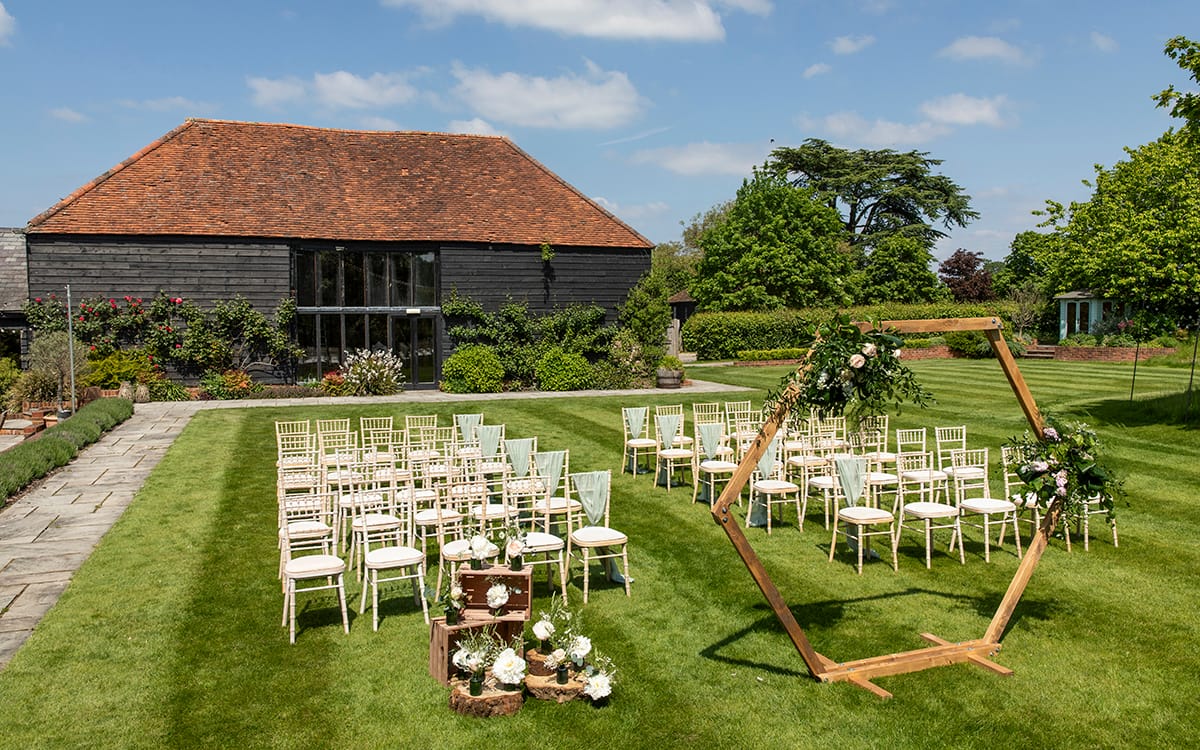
[690,171,851,311]
[29,332,90,411]
[649,241,700,297]
[993,231,1049,298]
[1155,36,1200,144]
[767,138,979,247]
[856,235,946,304]
[1036,130,1200,326]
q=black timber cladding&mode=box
[25,236,291,310]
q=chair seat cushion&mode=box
[351,513,400,530]
[281,520,332,539]
[945,466,986,480]
[862,450,897,463]
[365,545,423,568]
[658,448,693,459]
[414,508,463,525]
[755,479,799,493]
[480,461,509,474]
[626,438,656,448]
[523,531,564,552]
[285,554,345,578]
[699,460,738,473]
[900,469,948,483]
[571,525,627,547]
[960,497,1017,514]
[807,476,835,490]
[838,506,894,524]
[470,503,509,519]
[903,501,958,519]
[866,471,898,484]
[531,496,582,513]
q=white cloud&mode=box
[919,93,1011,127]
[248,76,307,107]
[860,0,893,14]
[831,34,875,54]
[50,107,87,123]
[630,141,766,176]
[452,60,641,129]
[816,111,951,146]
[119,96,214,113]
[447,117,507,136]
[592,196,670,220]
[939,36,1030,65]
[360,116,402,130]
[0,2,14,45]
[382,0,770,41]
[1090,31,1118,53]
[313,71,417,109]
[248,71,417,110]
[598,126,672,146]
[803,63,832,79]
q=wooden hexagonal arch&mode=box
[710,317,1065,699]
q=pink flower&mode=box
[124,295,131,302]
[849,353,866,368]
[175,343,182,348]
[34,297,41,303]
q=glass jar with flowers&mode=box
[452,627,498,697]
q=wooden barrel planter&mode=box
[656,368,683,388]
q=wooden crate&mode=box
[457,564,533,620]
[429,615,526,685]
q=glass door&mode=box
[392,314,439,387]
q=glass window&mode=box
[295,251,316,307]
[390,253,411,306]
[318,250,339,307]
[368,314,389,351]
[367,253,389,306]
[320,314,342,370]
[296,313,318,380]
[1079,302,1090,334]
[415,317,436,384]
[414,251,437,305]
[345,313,366,353]
[1065,302,1076,336]
[343,251,365,307]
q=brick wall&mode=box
[1052,346,1176,362]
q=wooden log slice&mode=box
[525,672,585,703]
[524,648,555,677]
[449,678,525,717]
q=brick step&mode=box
[1024,345,1057,360]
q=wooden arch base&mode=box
[711,317,1062,699]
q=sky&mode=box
[0,1,1196,261]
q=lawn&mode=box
[0,359,1196,749]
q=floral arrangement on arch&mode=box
[1005,418,1122,524]
[766,314,932,420]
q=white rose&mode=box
[893,348,902,359]
[470,535,491,559]
[583,671,612,699]
[849,353,866,369]
[862,343,877,357]
[533,619,555,641]
[569,635,592,662]
[486,583,509,609]
[506,538,524,557]
[452,647,471,671]
[450,585,464,601]
[545,648,566,670]
[492,647,526,685]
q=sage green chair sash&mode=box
[835,455,867,506]
[571,470,610,526]
[655,414,680,445]
[534,450,566,500]
[756,434,781,478]
[698,422,724,461]
[477,424,503,458]
[623,406,647,438]
[455,413,483,444]
[505,438,535,478]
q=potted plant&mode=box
[656,356,685,389]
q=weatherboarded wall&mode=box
[0,228,29,312]
[25,236,292,310]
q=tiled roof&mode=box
[27,119,652,249]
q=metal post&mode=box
[66,285,76,416]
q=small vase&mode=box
[470,558,483,570]
[469,673,483,696]
[445,607,459,625]
[538,639,550,655]
[509,554,523,571]
[556,664,569,685]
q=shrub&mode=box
[1101,333,1138,347]
[1060,333,1098,347]
[441,345,504,393]
[6,369,59,411]
[198,369,262,400]
[682,310,813,360]
[148,379,193,401]
[320,371,352,397]
[0,357,20,401]
[943,330,991,358]
[258,384,323,399]
[536,347,593,391]
[0,398,134,499]
[81,349,160,389]
[736,347,810,361]
[901,338,933,349]
[590,359,634,390]
[339,349,404,396]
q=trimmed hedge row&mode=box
[683,302,1019,360]
[0,398,135,499]
[736,348,810,362]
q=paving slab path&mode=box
[0,378,748,668]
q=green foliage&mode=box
[618,272,670,373]
[736,348,810,361]
[80,349,160,389]
[1006,418,1122,524]
[606,327,656,382]
[198,370,262,400]
[768,137,979,247]
[148,379,193,402]
[1059,333,1099,347]
[535,347,593,391]
[590,359,634,390]
[857,234,947,304]
[5,369,59,411]
[28,331,90,408]
[944,330,992,358]
[682,310,813,360]
[338,349,404,396]
[691,171,852,311]
[764,313,932,420]
[993,231,1049,298]
[0,357,20,401]
[440,345,505,393]
[0,398,133,498]
[1155,36,1200,145]
[1035,131,1200,327]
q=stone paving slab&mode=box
[0,378,751,670]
